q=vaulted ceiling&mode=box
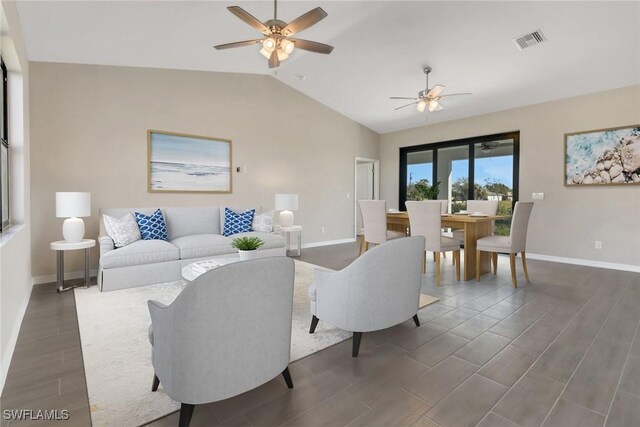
[15,1,640,133]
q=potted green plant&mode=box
[231,236,265,261]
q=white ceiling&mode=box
[15,1,640,134]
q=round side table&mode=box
[50,239,96,293]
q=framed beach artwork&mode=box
[564,125,640,186]
[147,130,232,193]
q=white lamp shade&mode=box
[275,194,299,211]
[56,192,91,218]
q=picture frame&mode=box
[564,124,640,186]
[147,130,232,193]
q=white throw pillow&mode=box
[103,213,142,248]
[252,210,274,233]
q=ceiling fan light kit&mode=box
[390,67,472,114]
[214,0,334,69]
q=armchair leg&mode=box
[509,253,518,288]
[412,314,421,327]
[476,249,481,282]
[422,251,426,274]
[151,374,160,392]
[282,367,294,389]
[309,315,320,334]
[521,252,530,283]
[358,236,364,256]
[179,403,195,427]
[352,332,363,357]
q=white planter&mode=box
[238,249,259,261]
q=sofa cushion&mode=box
[252,211,275,232]
[101,239,180,269]
[164,207,220,240]
[103,212,141,248]
[222,208,255,236]
[135,209,168,241]
[230,232,285,250]
[171,234,235,259]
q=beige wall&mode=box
[29,62,379,278]
[381,85,640,267]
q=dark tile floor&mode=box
[2,243,640,427]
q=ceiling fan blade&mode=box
[214,39,264,50]
[428,100,443,112]
[227,6,270,35]
[395,101,419,111]
[268,50,280,68]
[427,85,445,98]
[389,97,417,100]
[287,38,333,54]
[438,93,472,98]
[282,7,328,36]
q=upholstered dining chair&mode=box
[406,201,461,286]
[309,236,425,357]
[148,257,295,427]
[476,201,534,288]
[452,200,500,246]
[358,200,404,254]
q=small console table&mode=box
[50,239,95,293]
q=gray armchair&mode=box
[148,257,295,427]
[308,236,425,357]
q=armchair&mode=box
[308,236,425,357]
[148,257,295,427]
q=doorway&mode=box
[354,157,380,238]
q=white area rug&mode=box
[75,261,438,426]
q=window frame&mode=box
[1,57,9,231]
[399,131,520,211]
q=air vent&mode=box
[513,30,546,50]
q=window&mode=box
[1,57,8,231]
[400,132,519,234]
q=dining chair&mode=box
[356,205,366,255]
[476,201,534,288]
[358,200,404,253]
[406,200,461,286]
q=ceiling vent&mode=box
[513,30,546,50]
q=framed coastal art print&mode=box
[564,125,640,186]
[147,130,232,193]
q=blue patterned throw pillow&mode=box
[134,209,168,241]
[223,208,255,237]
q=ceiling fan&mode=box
[391,67,471,113]
[213,0,334,69]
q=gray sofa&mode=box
[98,207,286,291]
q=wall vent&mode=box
[513,30,546,50]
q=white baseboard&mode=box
[302,238,356,249]
[32,268,99,285]
[0,295,29,392]
[526,253,640,273]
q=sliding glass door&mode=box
[399,132,519,234]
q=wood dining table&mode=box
[386,212,510,281]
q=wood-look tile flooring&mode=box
[2,243,640,427]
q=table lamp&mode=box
[56,192,91,242]
[275,194,298,227]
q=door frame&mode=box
[354,157,380,239]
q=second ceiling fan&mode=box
[214,0,334,69]
[391,67,471,113]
